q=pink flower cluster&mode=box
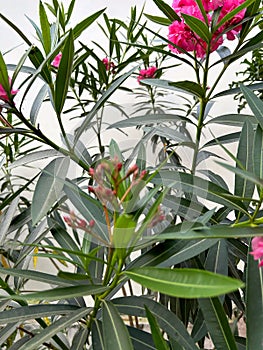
[64,210,95,229]
[0,78,18,102]
[168,0,246,57]
[250,237,263,267]
[102,57,116,74]
[137,66,157,83]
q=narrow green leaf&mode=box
[125,267,244,298]
[145,306,170,350]
[31,157,70,225]
[253,125,263,183]
[102,301,134,350]
[181,13,211,42]
[127,326,156,349]
[30,84,49,125]
[0,197,20,246]
[74,67,137,142]
[212,82,263,99]
[240,84,263,130]
[29,46,52,84]
[153,0,181,22]
[168,80,205,98]
[234,120,255,209]
[246,240,263,350]
[73,8,106,39]
[206,114,256,127]
[113,296,199,350]
[144,14,172,26]
[0,51,10,94]
[0,304,79,324]
[17,308,90,350]
[202,132,241,147]
[70,328,89,350]
[92,320,105,350]
[198,297,238,350]
[108,113,193,129]
[39,1,51,54]
[8,149,61,169]
[0,285,108,302]
[54,30,74,115]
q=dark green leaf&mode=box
[169,81,206,98]
[39,1,51,54]
[145,306,170,350]
[153,0,181,22]
[125,267,244,298]
[240,84,263,130]
[73,8,106,39]
[102,301,134,350]
[181,13,211,42]
[144,14,172,26]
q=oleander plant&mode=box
[0,0,262,349]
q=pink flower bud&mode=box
[51,53,62,68]
[89,219,95,227]
[78,219,87,228]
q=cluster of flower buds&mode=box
[102,57,116,74]
[63,210,95,229]
[88,158,148,207]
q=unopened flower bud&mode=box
[78,219,87,228]
[89,219,95,227]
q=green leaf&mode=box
[181,13,211,42]
[70,328,89,350]
[202,132,241,147]
[0,285,108,302]
[74,67,136,142]
[125,267,244,298]
[253,125,263,183]
[102,301,134,350]
[30,84,49,125]
[157,224,263,240]
[54,30,74,116]
[212,82,263,99]
[0,197,20,246]
[152,0,181,22]
[108,113,193,129]
[0,51,10,95]
[234,120,255,209]
[214,0,256,31]
[73,8,106,39]
[113,296,199,350]
[169,81,206,98]
[8,149,61,169]
[31,157,70,225]
[113,214,136,256]
[17,308,90,350]
[127,326,156,349]
[144,14,172,26]
[145,306,170,350]
[151,171,248,214]
[246,240,263,350]
[0,304,79,324]
[206,114,256,127]
[240,84,263,130]
[39,1,51,54]
[28,46,52,84]
[198,297,238,350]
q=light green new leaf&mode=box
[145,306,170,350]
[240,84,263,130]
[17,307,90,350]
[39,1,51,54]
[198,297,238,350]
[246,240,263,350]
[31,157,70,225]
[54,30,74,116]
[125,267,244,298]
[0,285,108,302]
[102,301,134,350]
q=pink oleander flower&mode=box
[169,0,246,57]
[51,53,62,68]
[250,237,263,267]
[137,66,157,83]
[0,78,18,102]
[102,57,116,73]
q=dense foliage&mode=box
[0,0,262,349]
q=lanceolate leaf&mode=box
[125,267,244,298]
[240,84,263,130]
[169,81,206,98]
[102,301,134,350]
[39,1,51,55]
[152,0,181,22]
[31,157,70,225]
[113,296,199,350]
[181,13,211,42]
[145,306,170,350]
[246,240,263,350]
[30,83,49,125]
[234,120,255,209]
[253,125,263,183]
[144,14,172,26]
[0,285,108,302]
[54,30,74,116]
[17,308,91,350]
[73,8,106,39]
[198,297,238,350]
[0,51,10,94]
